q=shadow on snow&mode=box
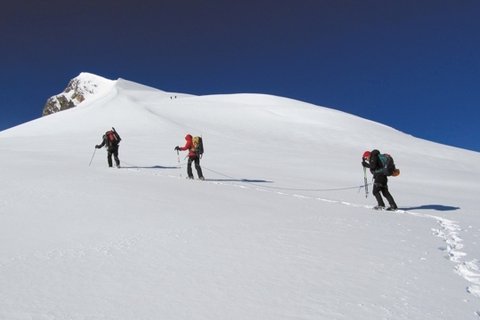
[121,165,180,170]
[205,178,273,183]
[400,204,460,211]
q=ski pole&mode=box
[89,148,97,166]
[363,166,369,198]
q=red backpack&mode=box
[106,130,121,143]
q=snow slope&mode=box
[1,74,480,319]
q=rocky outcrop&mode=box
[42,73,112,116]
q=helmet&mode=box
[362,151,371,159]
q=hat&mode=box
[362,151,371,159]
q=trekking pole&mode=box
[363,166,369,198]
[89,148,97,166]
[176,150,182,178]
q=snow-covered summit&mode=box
[42,72,115,116]
[41,73,189,117]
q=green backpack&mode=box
[379,153,399,176]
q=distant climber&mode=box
[95,127,121,168]
[362,149,398,211]
[175,134,204,180]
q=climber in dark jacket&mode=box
[95,128,121,168]
[362,149,397,210]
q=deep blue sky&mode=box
[1,0,479,151]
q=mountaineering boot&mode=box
[373,205,385,210]
[386,206,398,211]
[187,176,194,180]
[199,176,205,181]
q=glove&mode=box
[174,146,180,151]
[95,145,100,149]
[361,159,368,167]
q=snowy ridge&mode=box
[72,72,116,98]
[1,73,480,319]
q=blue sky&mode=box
[1,0,479,151]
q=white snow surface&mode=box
[1,75,480,319]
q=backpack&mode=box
[379,153,399,176]
[106,130,121,143]
[192,136,204,156]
